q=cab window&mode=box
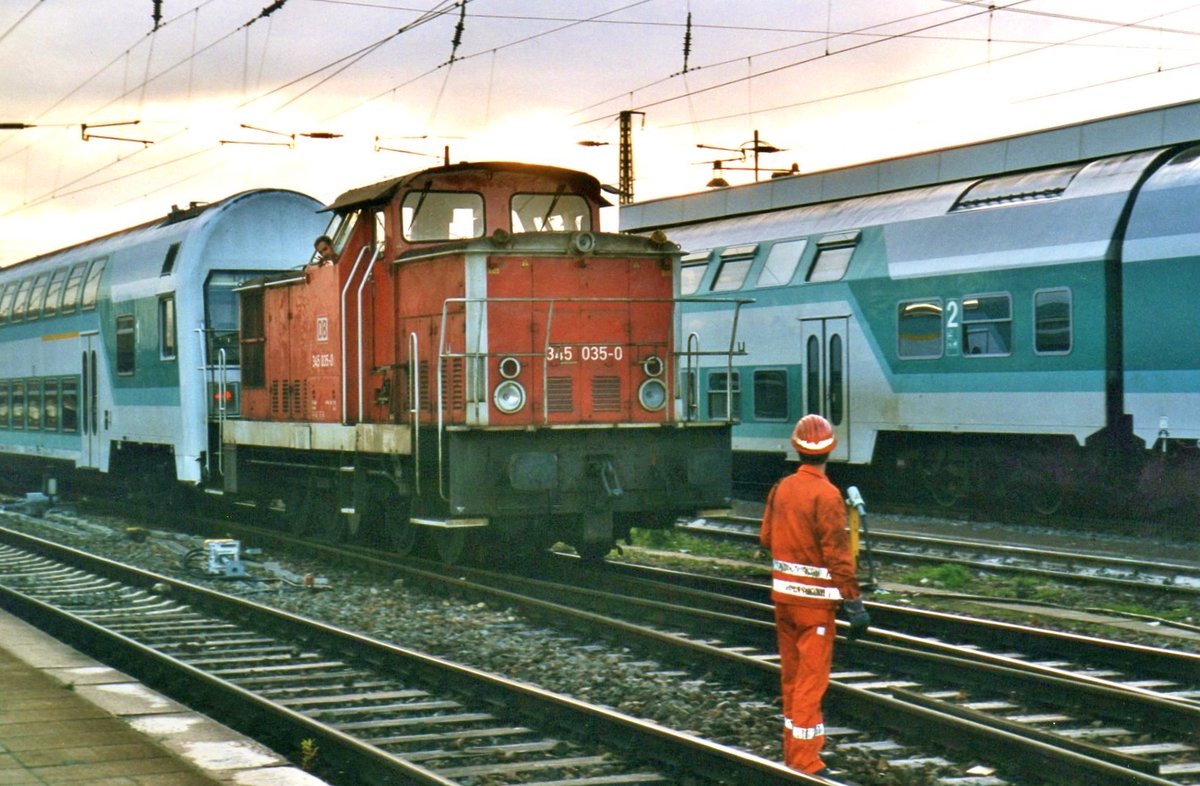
[402,190,484,241]
[511,192,590,232]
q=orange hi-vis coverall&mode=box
[760,464,862,775]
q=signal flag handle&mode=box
[846,485,878,593]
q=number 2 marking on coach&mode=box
[945,300,960,331]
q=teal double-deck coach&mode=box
[0,190,325,488]
[624,101,1200,525]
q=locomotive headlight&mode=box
[498,356,522,379]
[638,378,667,411]
[642,355,665,377]
[493,380,527,413]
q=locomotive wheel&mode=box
[433,527,470,564]
[1024,480,1064,517]
[362,484,418,555]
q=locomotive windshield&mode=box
[510,192,590,232]
[402,190,483,241]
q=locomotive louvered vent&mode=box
[270,380,281,415]
[288,381,303,418]
[419,361,432,411]
[441,357,465,410]
[592,376,622,412]
[951,163,1082,212]
[547,376,574,413]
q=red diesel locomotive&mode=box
[221,162,739,561]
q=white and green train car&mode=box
[0,190,325,489]
[624,100,1200,524]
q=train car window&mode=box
[0,381,8,427]
[205,273,245,365]
[511,193,591,232]
[11,381,25,429]
[897,299,944,359]
[1034,288,1072,354]
[43,380,59,431]
[11,278,33,322]
[26,273,50,320]
[753,370,789,420]
[806,336,821,414]
[116,315,136,376]
[711,245,756,291]
[829,334,844,425]
[962,293,1011,357]
[807,234,858,283]
[61,263,87,313]
[402,190,484,242]
[678,251,711,295]
[81,257,107,310]
[756,239,807,288]
[160,243,180,276]
[159,295,177,360]
[43,269,68,317]
[61,379,78,433]
[952,163,1080,212]
[26,381,42,430]
[0,283,12,323]
[707,370,740,421]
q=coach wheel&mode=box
[924,448,971,508]
[574,539,612,563]
[1020,477,1063,517]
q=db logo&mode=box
[315,316,329,343]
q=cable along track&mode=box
[0,526,812,786]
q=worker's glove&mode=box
[841,598,871,641]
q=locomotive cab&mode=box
[227,162,738,562]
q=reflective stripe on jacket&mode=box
[760,464,860,607]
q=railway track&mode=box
[6,503,1199,784]
[0,523,814,786]
[676,515,1200,599]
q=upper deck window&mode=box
[756,239,807,288]
[678,251,711,295]
[402,190,484,242]
[807,232,858,283]
[511,192,591,232]
[711,244,757,292]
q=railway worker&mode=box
[312,235,336,265]
[760,413,871,779]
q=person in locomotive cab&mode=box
[760,413,870,778]
[312,235,336,266]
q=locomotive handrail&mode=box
[409,331,420,497]
[356,247,385,422]
[340,244,375,424]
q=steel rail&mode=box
[0,524,819,786]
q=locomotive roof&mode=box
[325,161,609,212]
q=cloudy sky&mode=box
[2,0,1199,263]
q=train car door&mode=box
[800,317,849,462]
[79,331,100,468]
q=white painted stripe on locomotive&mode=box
[222,419,413,455]
[463,249,490,426]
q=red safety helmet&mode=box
[792,413,836,456]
